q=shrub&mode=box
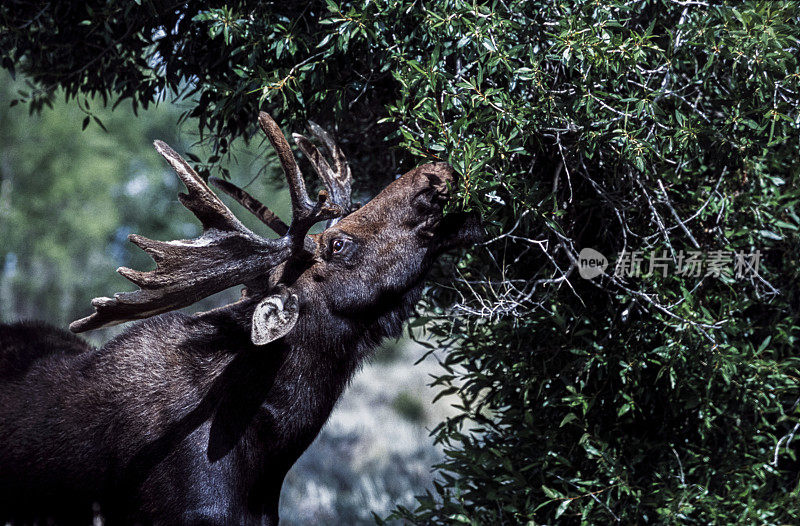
[3,1,799,522]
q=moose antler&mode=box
[209,178,290,236]
[292,121,352,225]
[211,118,353,231]
[70,112,345,333]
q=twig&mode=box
[657,179,700,249]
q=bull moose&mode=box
[0,112,481,525]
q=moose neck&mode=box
[188,283,424,451]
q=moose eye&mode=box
[330,238,348,254]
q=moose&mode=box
[0,112,481,525]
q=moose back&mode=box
[0,112,481,525]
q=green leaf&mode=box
[555,499,571,518]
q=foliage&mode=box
[3,0,800,523]
[0,0,403,188]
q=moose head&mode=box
[69,112,480,346]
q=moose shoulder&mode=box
[0,112,481,525]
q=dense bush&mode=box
[3,0,800,522]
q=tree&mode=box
[2,0,800,523]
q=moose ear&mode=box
[251,293,300,345]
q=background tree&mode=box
[2,0,800,523]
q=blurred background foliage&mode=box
[2,0,800,524]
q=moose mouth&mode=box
[438,211,484,250]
